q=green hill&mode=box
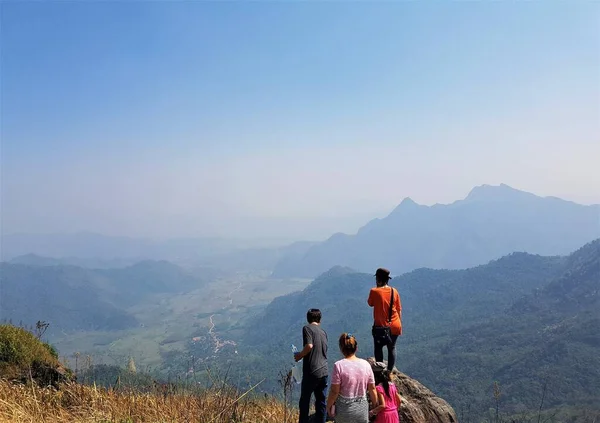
[0,260,203,332]
[0,263,139,331]
[0,324,72,386]
[414,240,600,413]
[96,260,203,307]
[244,252,564,350]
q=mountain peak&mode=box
[465,184,534,202]
[314,265,357,281]
[400,197,418,206]
[388,197,421,216]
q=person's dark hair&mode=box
[338,333,358,357]
[375,268,392,287]
[307,308,322,324]
[374,369,393,397]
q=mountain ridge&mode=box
[273,184,600,278]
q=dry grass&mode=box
[0,379,294,423]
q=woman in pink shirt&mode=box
[326,333,378,423]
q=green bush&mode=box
[0,324,67,384]
[43,342,59,359]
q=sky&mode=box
[1,1,599,241]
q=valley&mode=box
[46,270,311,371]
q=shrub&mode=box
[0,324,70,386]
[43,342,59,359]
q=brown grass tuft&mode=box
[0,379,293,423]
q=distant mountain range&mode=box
[8,254,138,269]
[272,184,600,278]
[0,260,203,332]
[0,234,316,274]
[4,184,596,279]
[0,233,253,262]
[240,239,600,416]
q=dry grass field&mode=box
[0,379,294,423]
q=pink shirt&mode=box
[331,358,375,398]
[376,383,399,411]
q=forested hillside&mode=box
[410,240,600,414]
[0,263,138,331]
[0,260,203,332]
[241,240,600,417]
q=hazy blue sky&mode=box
[1,2,599,240]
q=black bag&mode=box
[372,287,394,345]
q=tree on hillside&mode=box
[127,357,137,374]
[35,321,49,339]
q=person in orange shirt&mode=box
[367,268,402,371]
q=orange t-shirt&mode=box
[368,286,402,336]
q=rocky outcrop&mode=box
[4,360,74,388]
[367,358,457,423]
[30,362,74,388]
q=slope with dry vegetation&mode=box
[0,324,294,423]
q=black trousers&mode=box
[298,374,328,423]
[374,334,399,370]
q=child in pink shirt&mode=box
[369,369,401,423]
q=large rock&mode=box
[30,362,74,388]
[367,358,457,423]
[4,361,74,388]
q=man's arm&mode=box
[367,289,374,307]
[294,326,313,361]
[294,343,313,362]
